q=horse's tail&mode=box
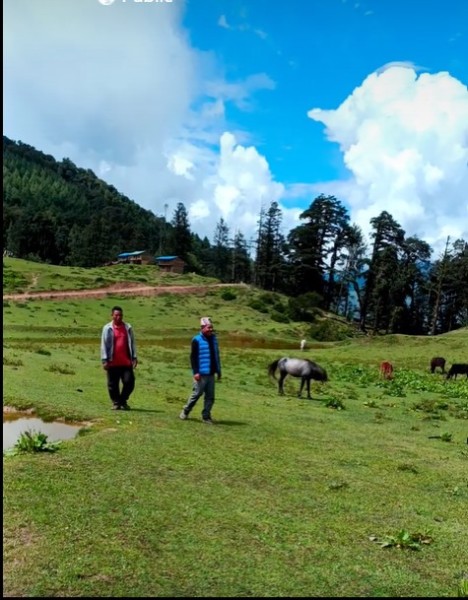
[268,359,280,380]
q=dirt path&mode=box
[3,282,248,301]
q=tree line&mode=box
[3,136,467,335]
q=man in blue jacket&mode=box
[179,317,222,424]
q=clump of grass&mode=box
[457,574,468,597]
[397,463,419,474]
[4,430,61,457]
[328,481,349,491]
[46,363,76,375]
[3,356,24,367]
[326,397,346,410]
[413,399,449,413]
[428,432,453,442]
[35,348,52,356]
[369,529,433,550]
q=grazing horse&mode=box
[380,361,394,380]
[268,357,328,399]
[446,363,468,380]
[430,356,446,374]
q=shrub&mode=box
[249,299,269,313]
[308,320,351,341]
[221,291,237,301]
[287,293,322,322]
[271,311,289,323]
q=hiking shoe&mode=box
[121,404,131,411]
[179,410,188,420]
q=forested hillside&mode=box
[3,136,467,335]
[3,136,168,267]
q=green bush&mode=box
[221,291,237,301]
[249,299,269,313]
[287,292,322,322]
[271,311,289,323]
[308,320,351,341]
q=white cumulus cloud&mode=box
[308,66,468,253]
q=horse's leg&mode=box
[298,377,305,398]
[306,377,311,399]
[278,373,287,395]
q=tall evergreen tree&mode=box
[255,201,286,291]
[212,218,231,281]
[231,231,252,283]
[361,211,405,332]
[287,195,350,302]
[168,202,192,262]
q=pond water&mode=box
[3,414,82,451]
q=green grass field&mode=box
[3,259,468,597]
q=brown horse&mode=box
[430,356,446,374]
[380,361,394,380]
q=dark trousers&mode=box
[106,367,135,407]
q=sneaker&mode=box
[203,418,215,425]
[111,405,121,410]
[121,404,131,411]
[179,410,188,420]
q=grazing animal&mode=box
[430,356,446,374]
[300,339,307,351]
[268,357,328,399]
[380,361,394,380]
[446,363,468,380]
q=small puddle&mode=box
[3,414,82,451]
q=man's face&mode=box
[112,310,123,325]
[201,324,213,336]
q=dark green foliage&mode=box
[308,319,353,341]
[271,311,289,323]
[287,292,322,322]
[248,299,269,313]
[3,137,165,267]
[221,291,237,301]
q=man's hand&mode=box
[217,374,222,381]
[194,373,201,381]
[133,358,138,369]
[102,361,109,370]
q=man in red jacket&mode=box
[101,306,138,410]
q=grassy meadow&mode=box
[3,259,468,597]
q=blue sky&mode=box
[187,0,466,183]
[3,0,468,254]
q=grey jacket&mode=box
[101,322,137,364]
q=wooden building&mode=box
[155,255,186,274]
[117,251,153,265]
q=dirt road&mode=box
[3,282,247,301]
